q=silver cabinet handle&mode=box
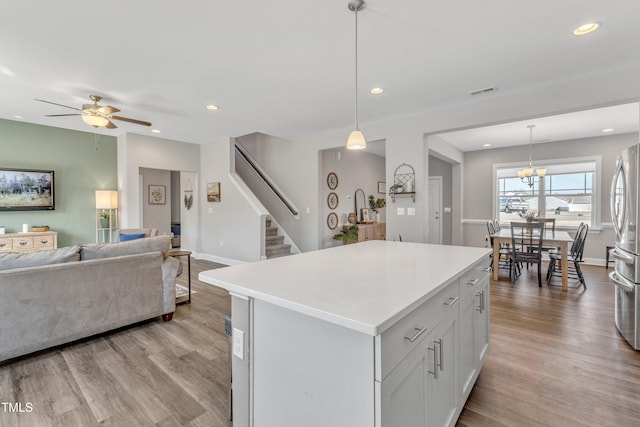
[428,342,438,379]
[481,290,485,312]
[467,279,478,286]
[444,296,459,307]
[437,338,444,372]
[476,292,483,312]
[404,326,428,343]
[483,267,492,272]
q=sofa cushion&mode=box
[119,232,146,242]
[81,235,171,260]
[0,245,81,271]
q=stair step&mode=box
[266,235,284,245]
[266,243,291,258]
[266,226,278,237]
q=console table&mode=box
[0,231,58,253]
[169,250,191,304]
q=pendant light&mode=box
[346,0,366,150]
[517,125,547,187]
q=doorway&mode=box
[427,176,443,244]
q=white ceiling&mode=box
[1,1,640,148]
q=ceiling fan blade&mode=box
[98,105,120,115]
[45,114,81,117]
[105,120,118,129]
[34,99,81,111]
[110,115,152,127]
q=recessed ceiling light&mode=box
[370,87,384,95]
[602,128,614,133]
[151,129,161,133]
[483,143,491,147]
[206,104,219,110]
[573,22,600,36]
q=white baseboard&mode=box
[193,252,246,266]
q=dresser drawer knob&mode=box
[19,241,28,246]
[40,240,49,244]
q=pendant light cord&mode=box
[354,5,359,130]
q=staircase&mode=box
[265,218,292,258]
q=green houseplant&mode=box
[333,225,359,245]
[99,210,110,228]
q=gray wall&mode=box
[462,132,637,262]
[0,118,117,247]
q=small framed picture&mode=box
[148,185,166,205]
[378,181,386,194]
[361,208,371,222]
[207,182,221,202]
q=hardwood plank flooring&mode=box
[1,257,639,426]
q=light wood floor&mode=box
[1,258,639,426]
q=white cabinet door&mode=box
[379,344,429,427]
[459,290,477,400]
[426,308,459,427]
[476,278,490,364]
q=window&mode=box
[495,158,599,227]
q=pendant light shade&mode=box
[346,0,366,150]
[518,125,547,187]
[346,129,366,150]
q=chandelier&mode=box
[517,125,546,187]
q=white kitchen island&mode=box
[199,240,492,427]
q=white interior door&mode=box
[427,177,443,244]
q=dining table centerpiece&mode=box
[518,209,540,222]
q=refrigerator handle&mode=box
[611,248,635,264]
[610,271,635,293]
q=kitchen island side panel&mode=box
[252,298,375,427]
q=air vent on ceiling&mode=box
[468,86,498,96]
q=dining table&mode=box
[490,227,575,291]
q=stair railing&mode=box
[234,139,299,218]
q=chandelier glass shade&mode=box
[518,125,546,187]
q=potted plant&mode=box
[518,209,539,222]
[99,210,111,228]
[333,224,359,245]
[389,183,404,194]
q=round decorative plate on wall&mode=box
[327,212,338,229]
[327,172,338,190]
[327,192,339,210]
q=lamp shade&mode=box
[96,190,118,209]
[346,129,367,150]
[83,114,109,128]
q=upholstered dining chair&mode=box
[510,221,544,287]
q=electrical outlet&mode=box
[233,328,244,360]
[407,208,416,216]
[397,207,405,215]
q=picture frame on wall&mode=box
[148,185,166,205]
[378,181,386,194]
[207,182,221,202]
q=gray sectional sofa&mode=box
[0,235,180,363]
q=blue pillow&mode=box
[119,232,146,242]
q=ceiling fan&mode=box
[35,95,152,129]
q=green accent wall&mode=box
[0,118,117,247]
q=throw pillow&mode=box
[81,235,172,260]
[119,233,146,242]
[0,245,81,271]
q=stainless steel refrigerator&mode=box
[610,143,640,350]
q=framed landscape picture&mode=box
[0,168,55,211]
[207,182,221,202]
[148,185,166,204]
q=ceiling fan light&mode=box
[82,114,109,128]
[346,129,366,150]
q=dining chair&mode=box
[487,220,511,272]
[546,223,589,289]
[535,218,557,252]
[510,221,544,286]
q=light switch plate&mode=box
[444,207,452,213]
[233,328,244,360]
[397,207,405,215]
[407,208,416,216]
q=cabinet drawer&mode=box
[34,236,54,249]
[12,237,34,250]
[0,237,12,252]
[376,281,460,381]
[459,260,491,298]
